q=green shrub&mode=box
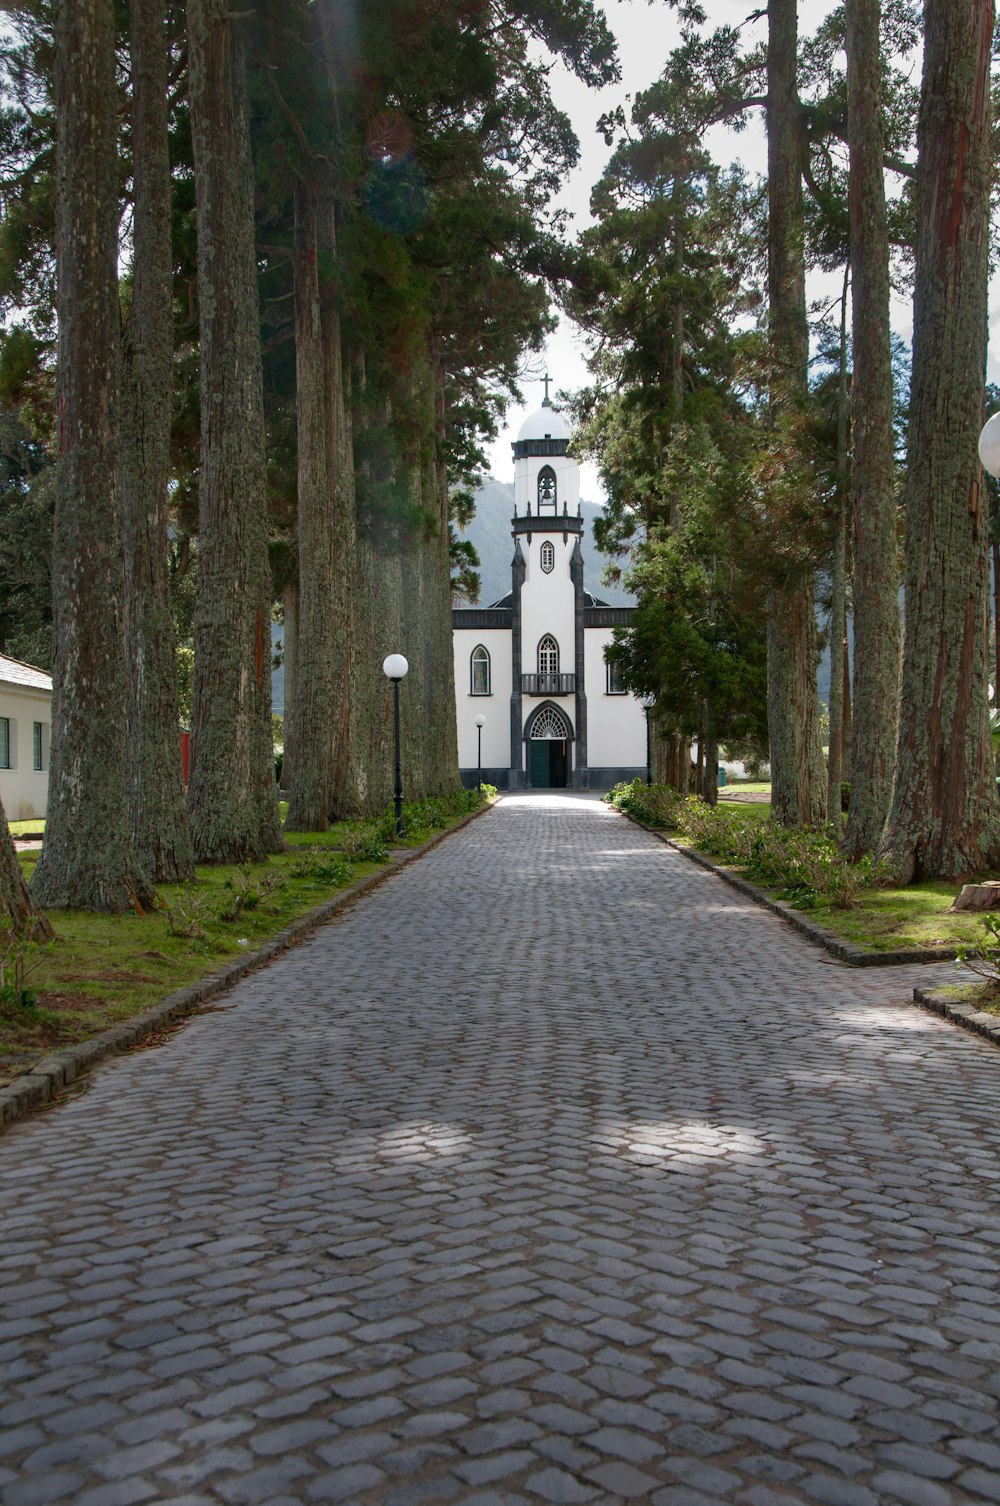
[219,863,285,923]
[290,849,354,887]
[605,779,685,828]
[956,914,1000,984]
[676,801,882,910]
[340,824,391,864]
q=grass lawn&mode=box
[2,795,487,1089]
[805,882,985,954]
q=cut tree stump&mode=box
[950,883,1000,912]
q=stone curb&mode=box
[912,985,1000,1050]
[615,809,955,969]
[0,799,495,1137]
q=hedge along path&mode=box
[0,799,495,1136]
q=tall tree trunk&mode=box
[122,0,194,883]
[881,0,997,880]
[338,354,397,819]
[33,0,154,913]
[843,0,901,859]
[0,799,52,940]
[842,635,853,774]
[827,277,849,825]
[766,0,826,828]
[285,184,350,832]
[185,0,283,862]
[426,362,460,794]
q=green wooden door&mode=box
[529,739,550,787]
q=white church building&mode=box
[452,388,648,789]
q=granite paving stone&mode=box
[2,791,1000,1502]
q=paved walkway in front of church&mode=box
[2,791,1000,1506]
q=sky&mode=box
[482,0,950,499]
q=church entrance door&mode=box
[528,738,567,788]
[527,704,571,787]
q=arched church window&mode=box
[540,541,555,573]
[537,465,557,512]
[531,705,569,739]
[471,644,491,695]
[537,635,559,677]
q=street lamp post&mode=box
[382,653,409,838]
[638,693,655,786]
[474,714,485,792]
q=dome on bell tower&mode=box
[516,402,571,445]
[510,377,580,520]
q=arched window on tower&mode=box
[470,644,491,695]
[540,540,555,573]
[537,465,557,512]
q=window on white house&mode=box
[537,466,557,512]
[537,635,559,677]
[606,660,625,694]
[0,718,9,769]
[540,540,555,573]
[471,644,491,695]
[33,721,44,770]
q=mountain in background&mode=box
[457,477,635,608]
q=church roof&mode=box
[488,588,612,609]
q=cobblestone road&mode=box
[2,792,1000,1506]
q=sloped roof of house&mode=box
[0,654,52,692]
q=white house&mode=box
[0,654,52,820]
[452,387,648,789]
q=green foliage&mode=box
[0,919,51,1005]
[676,802,886,910]
[340,824,391,865]
[0,411,53,667]
[157,888,213,944]
[289,849,354,887]
[219,863,285,924]
[604,779,685,828]
[955,915,1000,986]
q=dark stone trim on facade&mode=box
[452,608,512,629]
[459,767,512,791]
[509,538,526,789]
[511,437,569,459]
[458,765,645,793]
[511,513,583,540]
[570,534,588,789]
[584,607,635,628]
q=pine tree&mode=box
[880,0,998,880]
[841,0,902,858]
[185,0,283,862]
[122,0,194,882]
[32,0,154,912]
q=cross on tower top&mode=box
[542,372,552,406]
